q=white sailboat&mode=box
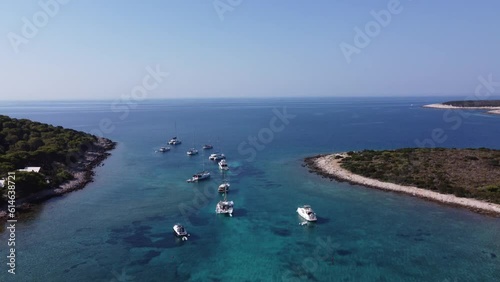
[209,138,225,161]
[168,123,182,145]
[158,146,170,152]
[168,136,182,145]
[218,182,230,193]
[187,133,198,155]
[218,169,230,193]
[187,171,210,182]
[187,145,210,182]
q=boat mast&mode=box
[202,138,206,172]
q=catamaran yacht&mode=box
[216,197,234,216]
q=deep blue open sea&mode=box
[1,97,499,281]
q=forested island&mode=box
[0,115,115,219]
[305,148,500,215]
[424,100,500,115]
[442,100,500,107]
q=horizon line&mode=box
[0,94,493,102]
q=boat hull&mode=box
[209,154,226,161]
[297,208,317,222]
[218,183,230,193]
[187,171,211,182]
[216,201,234,214]
[173,225,188,237]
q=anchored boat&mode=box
[216,192,234,216]
[173,224,189,241]
[187,171,211,182]
[218,182,230,193]
[158,146,170,152]
[218,159,229,170]
[297,205,317,222]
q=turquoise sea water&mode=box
[1,97,499,281]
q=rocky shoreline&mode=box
[0,137,116,220]
[305,154,500,217]
[423,103,500,115]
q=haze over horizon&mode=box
[1,0,500,100]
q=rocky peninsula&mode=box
[424,100,500,115]
[305,148,500,216]
[0,115,116,220]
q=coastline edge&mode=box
[0,137,116,220]
[305,153,500,217]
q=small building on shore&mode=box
[18,167,42,173]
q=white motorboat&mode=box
[168,137,182,145]
[187,171,211,182]
[187,148,199,155]
[218,182,230,193]
[173,224,188,237]
[209,153,225,161]
[202,144,213,150]
[296,205,317,222]
[158,146,170,152]
[218,159,229,170]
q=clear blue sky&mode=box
[1,0,500,100]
